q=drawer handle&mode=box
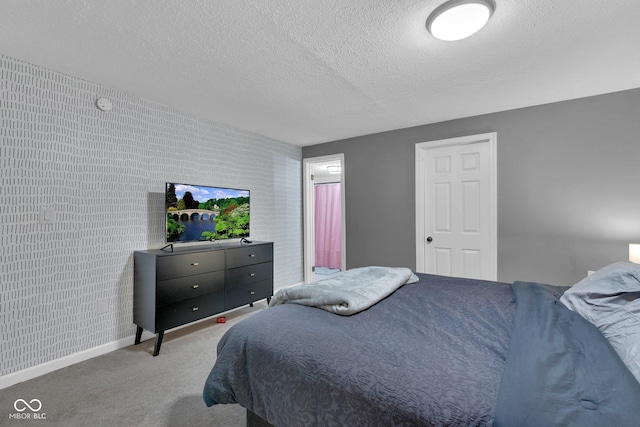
[249,254,256,258]
[192,306,199,312]
[191,262,199,266]
[249,291,256,295]
[249,273,256,277]
[192,284,199,289]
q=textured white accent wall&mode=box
[0,54,303,377]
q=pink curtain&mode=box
[314,183,342,269]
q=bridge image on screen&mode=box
[165,183,250,243]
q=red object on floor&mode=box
[216,317,226,323]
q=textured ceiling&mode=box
[1,0,639,146]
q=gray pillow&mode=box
[560,261,640,384]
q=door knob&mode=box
[426,236,433,243]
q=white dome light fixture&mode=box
[427,0,495,41]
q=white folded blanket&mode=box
[269,266,419,315]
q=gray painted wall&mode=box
[303,88,640,286]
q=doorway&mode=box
[303,154,346,283]
[415,133,497,280]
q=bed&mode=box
[203,264,640,426]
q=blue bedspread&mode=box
[204,274,515,426]
[494,281,640,426]
[203,274,640,426]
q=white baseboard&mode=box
[0,331,154,390]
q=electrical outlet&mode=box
[39,206,56,223]
[97,299,109,314]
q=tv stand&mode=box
[133,241,273,356]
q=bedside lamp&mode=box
[629,244,640,264]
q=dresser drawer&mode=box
[156,250,225,280]
[157,270,225,307]
[226,244,273,268]
[225,279,272,309]
[156,292,224,331]
[226,262,273,288]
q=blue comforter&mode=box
[203,274,640,426]
[494,281,640,426]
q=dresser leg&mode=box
[153,331,164,357]
[134,326,143,345]
[266,297,271,304]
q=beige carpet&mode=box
[0,301,268,427]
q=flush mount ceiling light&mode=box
[427,0,495,41]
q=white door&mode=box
[415,133,497,280]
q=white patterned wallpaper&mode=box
[0,54,303,377]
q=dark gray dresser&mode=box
[133,241,273,356]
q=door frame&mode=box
[415,132,497,279]
[303,154,346,283]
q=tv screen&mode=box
[165,182,250,243]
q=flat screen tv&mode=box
[165,182,250,243]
